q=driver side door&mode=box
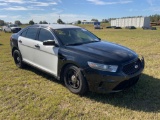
[33,28,59,76]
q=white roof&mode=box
[38,24,81,29]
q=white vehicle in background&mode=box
[3,24,21,33]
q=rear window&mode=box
[25,28,39,39]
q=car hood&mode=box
[66,41,138,64]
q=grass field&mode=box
[0,25,160,120]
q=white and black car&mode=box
[3,24,21,33]
[10,24,145,95]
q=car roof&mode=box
[35,24,81,29]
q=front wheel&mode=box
[13,50,24,68]
[63,65,88,95]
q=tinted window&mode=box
[26,28,39,39]
[21,29,28,37]
[38,29,54,42]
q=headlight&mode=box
[88,62,118,72]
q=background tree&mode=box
[77,20,81,24]
[57,19,64,24]
[42,20,48,24]
[101,19,109,23]
[91,19,98,22]
[29,20,34,25]
[150,14,160,22]
[39,21,42,24]
[0,20,5,26]
[15,20,22,25]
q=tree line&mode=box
[0,20,22,26]
[0,19,65,26]
[149,14,160,22]
[0,14,160,26]
[0,18,109,26]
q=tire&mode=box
[4,29,6,33]
[63,65,88,95]
[13,50,24,68]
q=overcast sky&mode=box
[0,0,160,23]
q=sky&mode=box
[0,0,160,24]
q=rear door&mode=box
[18,28,39,64]
[33,28,59,76]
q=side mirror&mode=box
[43,40,56,46]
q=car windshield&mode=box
[10,24,18,27]
[54,28,100,46]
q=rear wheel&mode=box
[63,65,88,95]
[13,50,24,68]
[4,29,6,33]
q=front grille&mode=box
[122,59,142,75]
[113,75,139,91]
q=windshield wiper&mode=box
[65,41,100,46]
[65,42,84,46]
[84,41,100,44]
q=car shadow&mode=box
[23,66,160,113]
[24,65,63,84]
[84,73,160,113]
[0,43,3,46]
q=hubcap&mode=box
[71,75,78,84]
[67,69,80,89]
[17,57,20,62]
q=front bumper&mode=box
[83,58,145,93]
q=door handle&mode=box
[19,40,22,43]
[35,44,40,48]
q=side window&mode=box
[26,28,39,39]
[20,29,28,37]
[38,29,54,42]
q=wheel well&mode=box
[12,47,18,56]
[59,63,88,86]
[60,63,79,81]
[60,63,89,93]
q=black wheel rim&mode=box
[66,69,80,89]
[14,53,21,65]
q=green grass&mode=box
[0,25,160,119]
